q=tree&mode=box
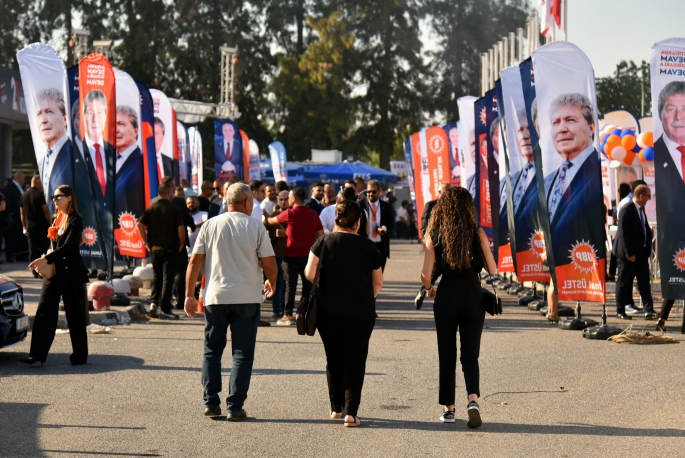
[596,60,651,119]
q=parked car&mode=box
[0,276,28,349]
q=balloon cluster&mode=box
[599,125,654,165]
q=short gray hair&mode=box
[550,93,594,126]
[658,81,685,119]
[489,116,500,139]
[226,183,252,205]
[83,89,107,116]
[116,105,138,130]
[36,88,66,116]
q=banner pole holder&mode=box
[559,301,599,330]
[582,303,622,339]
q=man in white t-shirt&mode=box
[395,200,410,239]
[249,179,266,221]
[186,195,208,252]
[184,183,277,422]
[260,184,278,215]
[319,191,344,235]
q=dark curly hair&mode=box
[425,186,477,270]
[335,200,361,229]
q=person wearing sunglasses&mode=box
[22,185,89,366]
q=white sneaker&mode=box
[276,316,295,326]
[625,304,643,316]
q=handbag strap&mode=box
[477,231,499,298]
[309,236,327,297]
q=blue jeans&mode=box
[272,258,285,315]
[202,303,259,412]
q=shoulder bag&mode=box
[37,238,56,280]
[478,237,502,316]
[296,237,326,336]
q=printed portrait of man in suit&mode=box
[115,105,145,223]
[512,109,539,254]
[465,130,477,199]
[448,126,461,183]
[82,89,114,200]
[543,93,605,267]
[154,117,175,181]
[34,88,74,209]
[214,121,243,180]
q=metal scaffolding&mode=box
[73,29,90,63]
[219,45,240,120]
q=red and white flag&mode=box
[540,0,562,37]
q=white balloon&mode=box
[612,146,627,162]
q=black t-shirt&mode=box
[139,199,184,251]
[198,196,210,213]
[20,187,49,234]
[311,232,383,320]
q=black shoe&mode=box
[19,357,44,366]
[467,401,482,429]
[439,410,455,423]
[70,360,87,366]
[258,320,271,327]
[414,288,426,310]
[159,311,180,320]
[204,406,221,417]
[226,409,247,422]
[617,312,632,320]
[644,310,658,320]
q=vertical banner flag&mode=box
[494,80,514,272]
[239,129,250,181]
[473,92,496,247]
[150,89,178,185]
[443,122,461,186]
[248,139,261,181]
[136,81,158,204]
[650,38,685,300]
[214,119,243,180]
[188,126,203,193]
[17,44,74,212]
[411,130,428,236]
[113,69,145,258]
[531,41,606,303]
[403,138,417,206]
[78,53,117,272]
[268,141,287,182]
[415,126,450,235]
[176,121,190,182]
[457,96,478,201]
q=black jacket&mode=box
[304,198,324,215]
[44,212,89,289]
[614,200,652,260]
[360,198,395,258]
[420,199,437,235]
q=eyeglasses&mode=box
[51,194,66,201]
[366,190,378,194]
[213,187,221,191]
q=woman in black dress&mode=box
[421,187,496,428]
[305,200,383,427]
[22,185,89,366]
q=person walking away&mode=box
[197,180,214,212]
[363,180,394,272]
[420,186,496,428]
[20,176,51,278]
[137,185,186,319]
[266,187,323,325]
[614,185,657,320]
[181,179,196,198]
[210,179,226,207]
[319,191,344,235]
[305,199,383,427]
[264,191,289,320]
[184,183,277,421]
[4,172,29,262]
[260,184,278,215]
[23,185,89,366]
[394,200,410,240]
[305,182,325,215]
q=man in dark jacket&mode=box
[362,180,394,272]
[20,176,51,276]
[304,182,325,215]
[3,172,28,262]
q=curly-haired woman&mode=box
[421,186,496,428]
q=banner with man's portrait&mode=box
[176,121,190,183]
[501,65,549,283]
[473,92,498,248]
[214,119,244,180]
[248,138,261,182]
[457,96,478,201]
[494,79,514,273]
[442,121,461,187]
[135,80,158,203]
[403,137,417,206]
[113,69,145,258]
[150,89,179,185]
[650,37,685,300]
[531,41,606,303]
[188,126,203,193]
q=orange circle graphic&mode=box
[83,227,97,246]
[674,249,685,272]
[119,212,138,236]
[570,241,597,273]
[530,231,546,258]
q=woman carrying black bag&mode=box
[421,187,497,428]
[304,200,383,427]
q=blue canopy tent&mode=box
[303,161,397,186]
[259,160,308,187]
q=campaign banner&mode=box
[650,38,685,299]
[473,92,497,247]
[17,44,75,213]
[415,126,451,235]
[268,141,287,182]
[442,121,461,186]
[135,80,158,203]
[0,66,26,124]
[150,89,178,184]
[113,69,145,258]
[500,64,549,282]
[188,126,203,193]
[77,53,117,271]
[214,119,243,180]
[239,130,250,181]
[457,96,478,201]
[390,160,409,186]
[411,130,428,235]
[531,41,606,303]
[494,79,514,272]
[177,121,190,182]
[248,138,261,181]
[403,138,417,205]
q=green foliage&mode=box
[596,60,651,118]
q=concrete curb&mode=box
[28,299,150,331]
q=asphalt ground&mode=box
[1,241,685,457]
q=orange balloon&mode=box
[624,150,636,165]
[605,134,621,153]
[621,135,636,150]
[638,149,647,162]
[643,131,654,147]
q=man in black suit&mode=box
[3,172,28,262]
[214,121,242,180]
[363,180,394,272]
[115,105,145,224]
[20,175,51,275]
[154,117,175,182]
[614,185,656,320]
[511,112,537,254]
[304,182,325,215]
[654,81,685,306]
[542,93,605,272]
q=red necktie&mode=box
[94,143,106,196]
[677,146,685,185]
[226,142,231,161]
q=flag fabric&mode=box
[494,79,514,273]
[150,89,179,184]
[268,141,287,183]
[188,126,203,193]
[457,96,479,202]
[214,119,243,180]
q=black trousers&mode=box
[433,275,485,405]
[151,250,180,313]
[28,231,50,263]
[282,256,311,316]
[30,280,88,364]
[175,247,189,309]
[374,242,388,272]
[615,255,653,313]
[317,309,375,417]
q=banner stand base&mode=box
[559,302,599,330]
[539,304,574,317]
[583,304,622,340]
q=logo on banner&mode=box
[428,134,445,155]
[492,95,498,113]
[479,107,487,126]
[529,231,546,258]
[118,212,138,236]
[83,227,98,246]
[570,241,598,273]
[674,249,685,272]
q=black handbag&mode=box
[296,237,326,336]
[479,241,502,316]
